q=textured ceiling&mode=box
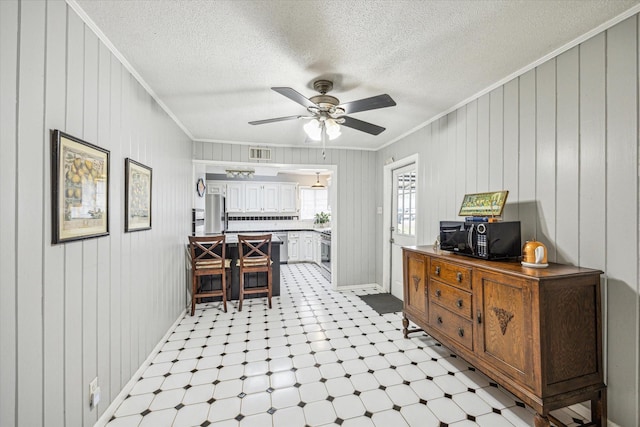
[74,0,640,151]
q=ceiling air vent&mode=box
[249,147,271,161]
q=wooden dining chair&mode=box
[188,235,231,315]
[237,234,272,311]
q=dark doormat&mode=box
[359,293,403,315]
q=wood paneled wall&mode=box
[0,1,192,426]
[193,142,378,288]
[377,16,639,426]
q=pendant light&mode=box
[312,172,325,188]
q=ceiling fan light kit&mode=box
[249,79,396,157]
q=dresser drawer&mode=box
[430,259,471,290]
[428,304,473,350]
[430,280,472,319]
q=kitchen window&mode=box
[300,188,329,220]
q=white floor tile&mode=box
[303,399,337,426]
[149,388,185,411]
[208,397,241,422]
[171,402,209,427]
[105,264,588,427]
[371,409,409,427]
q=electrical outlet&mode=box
[89,377,100,409]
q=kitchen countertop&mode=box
[227,228,331,234]
[201,233,283,244]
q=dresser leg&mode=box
[402,316,409,338]
[592,388,607,427]
[534,413,550,427]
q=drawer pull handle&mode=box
[435,266,441,275]
[437,316,443,324]
[435,289,441,298]
[456,272,463,282]
[477,311,482,324]
[456,299,463,308]
[458,328,465,338]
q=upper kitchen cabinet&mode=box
[280,183,298,213]
[245,183,264,213]
[226,183,245,213]
[206,180,226,196]
[263,184,280,212]
[225,182,298,214]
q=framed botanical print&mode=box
[51,130,110,244]
[125,158,152,232]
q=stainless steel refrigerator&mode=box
[205,193,226,234]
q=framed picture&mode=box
[125,158,152,232]
[458,190,509,217]
[196,177,206,197]
[51,130,110,244]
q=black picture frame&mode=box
[125,158,152,232]
[51,130,110,244]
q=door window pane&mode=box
[396,172,415,236]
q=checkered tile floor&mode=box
[105,263,588,427]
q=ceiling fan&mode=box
[249,80,396,147]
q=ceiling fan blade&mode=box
[249,115,305,125]
[272,87,318,109]
[341,116,386,135]
[338,94,396,115]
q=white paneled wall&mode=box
[377,16,639,426]
[0,1,192,426]
[193,142,378,288]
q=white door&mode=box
[390,164,417,300]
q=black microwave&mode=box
[439,221,521,260]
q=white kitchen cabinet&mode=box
[313,232,322,265]
[302,232,314,262]
[288,232,300,262]
[280,183,298,213]
[206,180,226,195]
[244,183,263,212]
[263,184,280,212]
[225,183,245,213]
[227,182,293,213]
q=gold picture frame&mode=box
[458,190,509,217]
[125,158,152,232]
[51,130,109,244]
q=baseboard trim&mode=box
[94,309,187,427]
[336,283,382,291]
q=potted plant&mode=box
[314,211,330,228]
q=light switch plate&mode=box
[89,377,99,409]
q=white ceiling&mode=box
[73,0,640,151]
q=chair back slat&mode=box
[238,234,272,268]
[189,235,226,271]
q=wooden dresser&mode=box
[402,245,606,427]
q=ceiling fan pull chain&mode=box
[321,122,327,159]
